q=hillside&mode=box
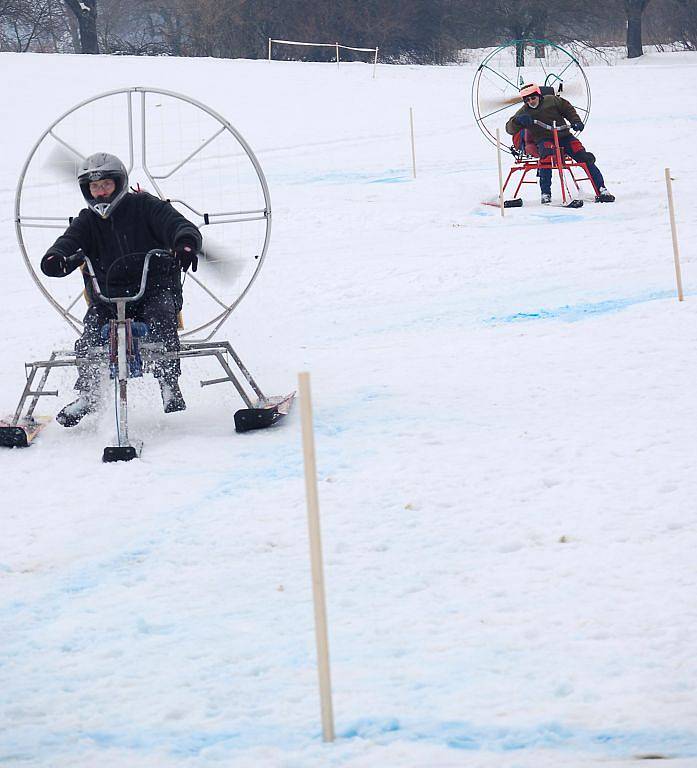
[1,49,697,768]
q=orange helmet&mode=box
[519,83,542,99]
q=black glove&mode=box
[516,114,533,127]
[570,121,584,132]
[174,238,198,272]
[40,250,84,277]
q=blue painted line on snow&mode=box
[529,212,583,223]
[368,175,410,184]
[487,289,683,325]
[333,287,690,343]
[268,169,410,185]
[340,717,697,757]
[3,719,696,761]
[0,388,390,626]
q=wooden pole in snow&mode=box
[409,107,416,179]
[298,372,335,743]
[496,128,504,217]
[665,168,684,302]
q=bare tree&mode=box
[1,0,72,52]
[625,0,650,57]
[20,0,53,51]
[152,0,187,56]
[673,0,697,49]
[458,0,614,64]
[96,0,161,54]
[63,0,98,52]
[3,0,686,62]
[44,0,77,51]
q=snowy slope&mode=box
[1,50,697,768]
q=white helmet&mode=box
[77,152,128,218]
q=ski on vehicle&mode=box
[483,197,582,209]
[235,392,295,433]
[0,416,51,448]
[481,198,523,208]
[103,442,142,463]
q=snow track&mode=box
[1,50,696,767]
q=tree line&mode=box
[2,0,696,61]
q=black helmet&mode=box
[77,152,128,218]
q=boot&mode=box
[159,378,186,413]
[541,192,552,205]
[595,186,615,203]
[56,393,98,428]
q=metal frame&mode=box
[502,156,597,201]
[471,39,592,155]
[502,120,600,203]
[4,249,286,449]
[5,339,269,431]
[15,86,272,340]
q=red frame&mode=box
[503,128,600,203]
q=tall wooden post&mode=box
[496,128,504,217]
[298,372,335,742]
[665,168,684,301]
[409,108,416,179]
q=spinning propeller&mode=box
[477,78,585,110]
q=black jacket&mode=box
[41,192,202,299]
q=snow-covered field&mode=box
[2,49,697,768]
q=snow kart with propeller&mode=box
[0,248,292,461]
[472,39,612,208]
[0,86,294,461]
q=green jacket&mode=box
[505,95,582,144]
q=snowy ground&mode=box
[1,49,697,768]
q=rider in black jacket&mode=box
[41,152,202,427]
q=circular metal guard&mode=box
[15,87,272,339]
[472,40,591,155]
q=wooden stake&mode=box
[298,372,335,743]
[496,128,504,217]
[409,107,416,179]
[665,168,684,302]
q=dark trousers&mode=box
[74,289,180,393]
[537,135,605,195]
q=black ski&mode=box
[0,416,50,448]
[235,392,295,433]
[103,446,139,462]
[481,199,523,208]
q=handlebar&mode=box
[82,248,173,304]
[532,120,571,132]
